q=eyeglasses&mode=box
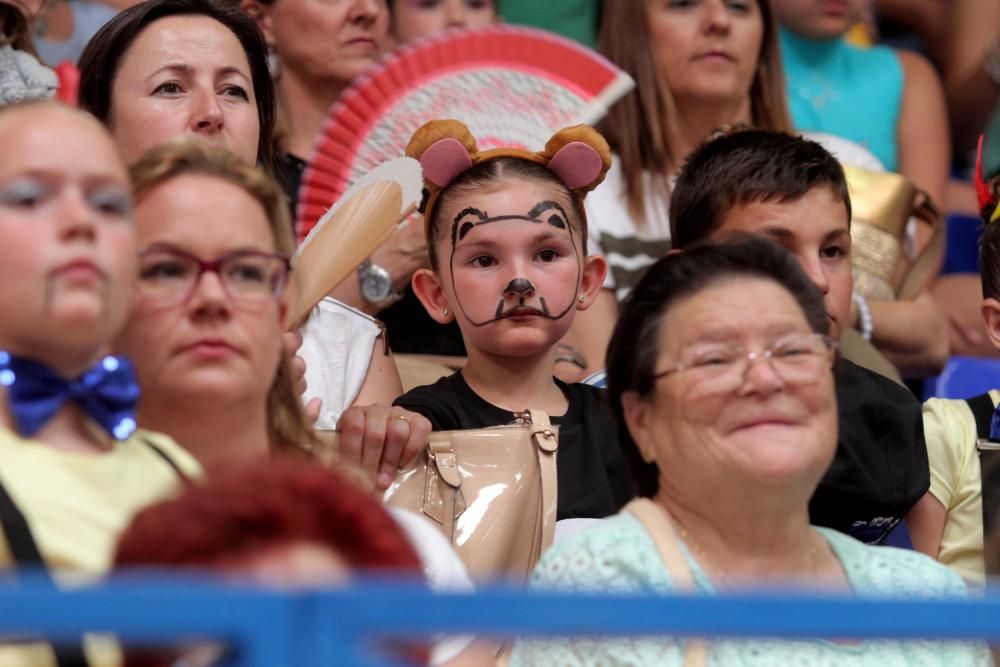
[137,245,291,307]
[653,332,837,395]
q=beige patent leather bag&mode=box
[383,410,559,581]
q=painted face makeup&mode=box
[447,196,582,328]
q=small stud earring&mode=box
[443,307,449,316]
[577,295,586,304]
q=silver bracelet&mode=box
[852,292,873,342]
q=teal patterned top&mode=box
[781,28,903,172]
[511,511,990,666]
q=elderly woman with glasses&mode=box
[512,237,987,667]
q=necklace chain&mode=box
[676,524,821,593]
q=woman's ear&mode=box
[982,298,1000,350]
[412,268,454,324]
[575,254,608,311]
[241,0,273,40]
[621,391,658,465]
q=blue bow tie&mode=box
[0,351,140,440]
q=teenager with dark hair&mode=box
[668,129,928,546]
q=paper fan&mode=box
[296,24,635,240]
[285,156,423,329]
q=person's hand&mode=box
[283,330,306,393]
[283,330,322,425]
[370,217,430,292]
[336,404,432,491]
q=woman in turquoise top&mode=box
[512,238,988,666]
[773,0,949,208]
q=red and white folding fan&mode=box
[285,156,422,329]
[296,24,634,240]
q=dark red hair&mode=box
[116,458,428,665]
[116,457,422,572]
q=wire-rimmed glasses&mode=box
[653,332,838,395]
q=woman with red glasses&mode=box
[113,138,314,468]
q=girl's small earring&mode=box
[577,295,586,304]
[443,307,449,316]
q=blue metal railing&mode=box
[2,575,1000,666]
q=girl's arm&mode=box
[896,49,950,212]
[907,491,947,559]
[352,344,404,407]
[868,291,950,378]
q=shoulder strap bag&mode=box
[845,165,943,302]
[626,498,707,667]
[383,409,558,581]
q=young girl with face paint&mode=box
[395,120,635,533]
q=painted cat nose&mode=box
[504,278,535,297]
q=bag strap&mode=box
[527,410,558,559]
[626,498,707,667]
[971,393,1000,537]
[898,193,944,300]
[0,474,92,667]
[140,436,193,485]
[426,436,462,543]
[968,393,995,441]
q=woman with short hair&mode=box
[513,237,987,666]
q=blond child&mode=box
[0,101,199,665]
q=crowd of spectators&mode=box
[1,0,1000,665]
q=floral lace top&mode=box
[510,511,990,666]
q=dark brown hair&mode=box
[670,128,851,250]
[597,0,790,225]
[424,157,587,270]
[77,0,278,172]
[606,236,829,497]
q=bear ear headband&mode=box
[975,134,1000,225]
[405,118,612,228]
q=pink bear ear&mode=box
[420,138,474,188]
[548,141,604,190]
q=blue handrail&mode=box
[2,575,999,666]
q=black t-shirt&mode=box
[395,372,635,521]
[810,359,929,544]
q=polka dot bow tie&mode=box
[0,351,139,441]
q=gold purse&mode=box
[383,410,559,581]
[845,165,943,301]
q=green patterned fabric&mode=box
[497,0,602,49]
